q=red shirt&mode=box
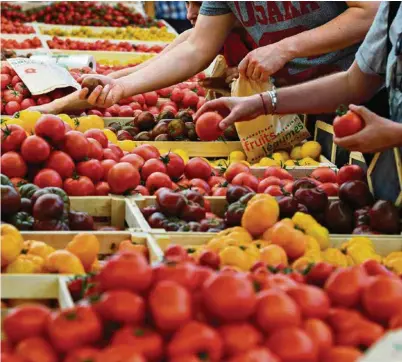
[222,29,256,67]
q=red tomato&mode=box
[33,169,62,188]
[34,114,66,143]
[101,159,117,180]
[333,110,364,138]
[98,251,152,293]
[228,347,280,362]
[14,82,29,96]
[149,280,192,332]
[45,151,75,179]
[162,152,185,179]
[189,178,210,193]
[1,124,27,152]
[132,94,145,105]
[107,162,140,194]
[232,172,258,192]
[208,175,226,188]
[120,153,144,170]
[141,159,167,180]
[98,345,145,362]
[47,305,102,353]
[132,144,160,161]
[203,273,256,322]
[5,101,21,115]
[63,131,89,161]
[362,275,402,323]
[118,105,133,117]
[264,185,284,196]
[84,129,108,148]
[324,266,369,308]
[197,96,206,110]
[21,136,51,164]
[170,88,184,103]
[184,157,212,181]
[64,175,95,196]
[111,326,163,362]
[287,285,330,319]
[146,172,172,194]
[144,91,158,106]
[15,337,58,362]
[64,347,101,362]
[153,262,197,290]
[1,151,27,178]
[95,181,111,196]
[321,346,362,362]
[36,95,52,105]
[219,323,263,357]
[311,167,337,183]
[303,319,333,357]
[255,289,301,333]
[267,327,318,362]
[164,244,189,263]
[92,289,145,324]
[224,163,250,182]
[76,159,103,183]
[195,112,223,141]
[20,98,36,110]
[317,182,339,196]
[361,259,395,277]
[258,176,283,193]
[132,185,150,196]
[87,138,103,160]
[108,143,124,159]
[337,165,365,185]
[305,262,335,287]
[3,89,23,103]
[103,148,120,162]
[1,73,11,89]
[182,90,199,108]
[3,304,51,343]
[158,86,173,97]
[212,187,227,196]
[263,166,293,180]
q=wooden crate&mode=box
[68,195,140,230]
[349,151,368,172]
[314,120,336,163]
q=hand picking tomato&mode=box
[47,305,102,353]
[149,280,192,332]
[195,112,223,141]
[333,107,364,138]
[167,321,223,362]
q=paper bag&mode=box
[7,57,81,96]
[201,55,231,99]
[232,76,310,163]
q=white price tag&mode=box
[7,58,81,96]
[359,330,402,362]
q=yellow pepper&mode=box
[292,212,329,250]
[292,212,317,230]
[219,246,250,271]
[243,244,260,268]
[322,248,349,267]
[347,243,382,265]
[1,224,24,267]
[342,237,375,253]
[206,237,229,252]
[6,254,44,273]
[383,252,402,274]
[23,240,56,259]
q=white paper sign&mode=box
[7,58,81,96]
[359,330,402,362]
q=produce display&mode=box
[46,37,166,53]
[3,249,402,362]
[1,1,162,28]
[1,18,35,34]
[41,25,177,42]
[0,37,43,50]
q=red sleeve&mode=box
[222,31,252,67]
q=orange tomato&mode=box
[66,233,100,272]
[259,245,288,266]
[269,221,306,260]
[303,319,333,357]
[255,289,301,333]
[321,346,362,362]
[44,250,85,274]
[267,327,318,362]
[118,239,148,259]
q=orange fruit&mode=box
[45,250,85,274]
[66,233,100,272]
[259,245,288,266]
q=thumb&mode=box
[219,111,238,130]
[194,99,222,120]
[349,104,376,123]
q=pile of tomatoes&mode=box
[1,17,35,34]
[0,37,42,50]
[3,249,402,362]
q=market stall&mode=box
[1,2,402,362]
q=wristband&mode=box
[267,89,277,114]
[259,93,268,115]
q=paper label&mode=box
[359,330,402,362]
[7,57,81,95]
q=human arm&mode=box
[195,61,384,129]
[81,13,236,107]
[334,105,402,153]
[239,1,380,81]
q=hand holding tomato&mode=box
[194,95,264,130]
[334,105,402,153]
[333,105,364,138]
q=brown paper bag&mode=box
[232,76,310,163]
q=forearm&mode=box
[279,2,379,59]
[109,30,192,79]
[389,123,402,148]
[51,90,90,113]
[274,62,383,115]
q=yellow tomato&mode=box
[58,113,75,129]
[272,153,285,164]
[173,149,189,163]
[301,141,322,160]
[103,128,118,144]
[290,145,303,160]
[219,246,250,271]
[1,224,24,267]
[229,151,246,163]
[2,117,24,128]
[6,254,44,274]
[277,151,290,161]
[259,157,280,167]
[75,116,93,133]
[17,110,42,132]
[284,160,296,167]
[24,240,55,259]
[118,140,136,152]
[299,157,320,166]
[87,115,105,129]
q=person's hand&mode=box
[78,74,125,108]
[334,105,401,153]
[238,43,292,82]
[194,95,264,130]
[225,67,239,84]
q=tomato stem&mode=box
[336,104,348,116]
